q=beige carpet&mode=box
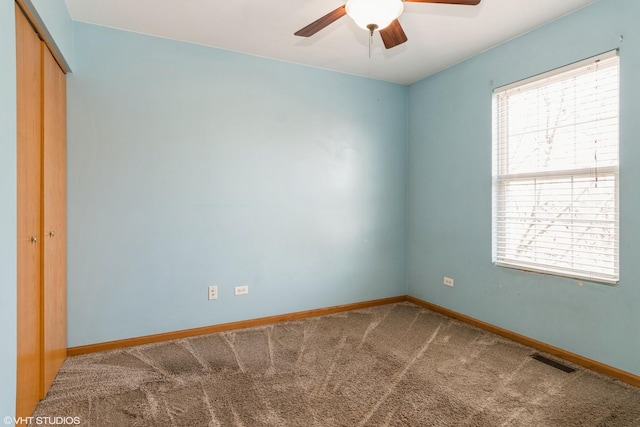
[32,302,640,426]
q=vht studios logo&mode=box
[4,416,81,426]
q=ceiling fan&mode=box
[294,0,481,49]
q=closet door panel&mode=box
[42,45,67,395]
[15,3,43,417]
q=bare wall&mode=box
[67,22,408,346]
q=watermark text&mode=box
[3,416,81,425]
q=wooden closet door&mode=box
[42,44,67,394]
[15,2,43,418]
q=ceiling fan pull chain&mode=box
[367,23,377,58]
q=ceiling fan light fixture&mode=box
[345,0,404,32]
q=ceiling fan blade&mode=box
[294,5,347,37]
[379,20,408,49]
[403,0,480,4]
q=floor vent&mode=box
[531,353,576,373]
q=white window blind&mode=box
[492,51,620,284]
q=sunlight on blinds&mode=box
[492,51,619,283]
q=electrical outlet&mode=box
[444,277,454,287]
[234,285,249,296]
[208,285,218,300]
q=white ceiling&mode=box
[64,0,597,85]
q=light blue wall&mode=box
[67,23,408,346]
[0,0,18,420]
[408,0,640,376]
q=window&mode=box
[492,51,619,284]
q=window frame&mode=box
[491,50,620,284]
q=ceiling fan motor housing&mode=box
[345,0,404,31]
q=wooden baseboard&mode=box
[405,295,640,388]
[67,294,639,389]
[66,296,406,357]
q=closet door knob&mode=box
[49,230,56,237]
[30,236,37,244]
